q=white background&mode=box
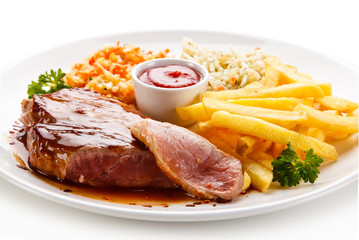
[0,0,358,239]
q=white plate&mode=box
[0,31,358,222]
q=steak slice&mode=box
[131,119,244,200]
[19,88,174,188]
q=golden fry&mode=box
[247,151,274,171]
[262,65,280,87]
[176,102,208,122]
[316,96,358,113]
[197,121,214,131]
[237,136,257,155]
[202,82,325,100]
[254,139,273,153]
[239,156,273,192]
[324,130,349,140]
[213,128,242,149]
[271,142,286,159]
[228,97,313,111]
[242,171,251,192]
[316,82,332,96]
[210,111,338,160]
[307,127,326,142]
[203,97,305,129]
[294,103,358,133]
[265,57,332,95]
[186,122,201,133]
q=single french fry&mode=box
[294,103,358,133]
[265,58,332,95]
[186,122,201,133]
[319,110,349,140]
[203,97,305,129]
[307,128,326,142]
[271,142,286,159]
[254,139,273,153]
[302,98,315,107]
[316,96,358,113]
[316,82,332,96]
[228,97,311,111]
[248,151,274,171]
[213,128,242,149]
[239,156,273,192]
[324,130,349,140]
[210,111,338,160]
[237,136,257,155]
[176,102,208,122]
[320,111,350,140]
[295,148,307,161]
[263,65,280,87]
[202,82,325,100]
[197,121,214,131]
[293,124,309,135]
[242,171,251,192]
[199,125,243,151]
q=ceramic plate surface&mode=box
[0,31,357,222]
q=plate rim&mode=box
[0,159,357,222]
[1,29,359,75]
[0,30,358,222]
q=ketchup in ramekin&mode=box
[132,58,209,126]
[138,65,201,88]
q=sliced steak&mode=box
[131,119,244,200]
[19,88,174,188]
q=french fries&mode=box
[247,151,274,171]
[203,97,305,128]
[271,142,286,158]
[201,131,272,192]
[265,56,332,95]
[176,102,208,122]
[255,139,273,153]
[210,111,338,160]
[228,97,313,111]
[316,96,358,112]
[294,103,358,133]
[239,156,273,192]
[307,127,326,142]
[178,56,358,193]
[202,82,325,100]
[262,65,280,87]
[237,136,257,155]
[242,172,251,192]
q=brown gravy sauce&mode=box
[8,125,237,207]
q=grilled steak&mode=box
[131,119,244,200]
[19,88,174,188]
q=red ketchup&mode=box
[138,64,201,88]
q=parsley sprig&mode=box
[272,143,323,187]
[27,68,71,99]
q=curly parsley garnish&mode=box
[272,143,323,187]
[27,68,70,99]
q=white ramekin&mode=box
[131,58,209,126]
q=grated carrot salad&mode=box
[64,41,170,104]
